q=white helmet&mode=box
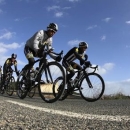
[47,23,58,32]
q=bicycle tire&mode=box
[38,61,65,103]
[16,70,28,99]
[28,84,36,98]
[0,74,4,94]
[6,76,15,96]
[59,89,69,101]
[53,76,68,101]
[79,73,105,102]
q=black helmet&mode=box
[79,42,88,48]
[11,53,17,59]
[47,23,58,32]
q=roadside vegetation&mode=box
[102,92,130,100]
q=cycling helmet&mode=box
[11,53,17,59]
[47,23,58,32]
[79,42,88,48]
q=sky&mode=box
[0,0,130,96]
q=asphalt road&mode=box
[0,95,130,130]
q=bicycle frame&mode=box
[68,65,98,89]
[28,50,63,84]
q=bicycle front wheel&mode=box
[38,61,65,103]
[6,76,15,96]
[17,70,28,99]
[53,76,68,101]
[79,73,105,102]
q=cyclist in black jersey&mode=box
[62,42,91,84]
[2,54,19,84]
[3,54,19,76]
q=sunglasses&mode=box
[82,47,87,49]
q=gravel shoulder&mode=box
[0,95,130,130]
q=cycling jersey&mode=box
[62,47,87,83]
[3,58,18,74]
[25,30,57,59]
[25,30,52,53]
[63,47,86,65]
[4,58,17,67]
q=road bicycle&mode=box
[0,69,16,96]
[53,64,105,102]
[27,70,45,98]
[17,50,66,103]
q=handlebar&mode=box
[77,65,98,73]
[90,65,98,73]
[34,50,64,63]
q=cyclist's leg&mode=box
[71,62,82,78]
[62,60,75,83]
[24,46,35,77]
[2,65,8,86]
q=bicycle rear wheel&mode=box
[79,73,105,102]
[28,83,36,98]
[53,76,68,101]
[6,76,15,96]
[16,70,28,99]
[38,61,65,103]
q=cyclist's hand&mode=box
[56,56,62,62]
[85,61,92,67]
[49,48,54,52]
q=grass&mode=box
[102,92,130,100]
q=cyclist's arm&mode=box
[79,54,88,65]
[46,40,58,60]
[33,30,44,53]
[74,48,85,65]
[14,61,18,73]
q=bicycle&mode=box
[27,70,45,98]
[17,50,66,103]
[0,69,16,96]
[53,64,105,102]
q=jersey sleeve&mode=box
[14,60,17,66]
[74,48,85,65]
[5,59,10,64]
[33,30,44,51]
[46,38,53,50]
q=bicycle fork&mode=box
[84,73,93,88]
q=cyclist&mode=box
[62,41,91,85]
[1,54,19,88]
[23,23,62,76]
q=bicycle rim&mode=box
[6,76,15,96]
[53,76,68,101]
[38,61,65,103]
[79,73,105,102]
[28,85,36,98]
[17,71,28,99]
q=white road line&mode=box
[6,100,130,122]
